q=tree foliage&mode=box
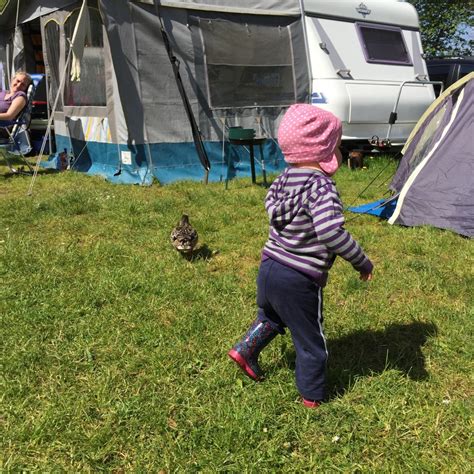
[408,0,474,57]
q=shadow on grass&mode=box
[1,167,58,179]
[281,321,437,398]
[179,244,217,261]
[1,155,59,179]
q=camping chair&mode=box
[0,74,44,174]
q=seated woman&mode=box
[0,72,32,137]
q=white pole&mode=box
[44,72,53,154]
[11,0,22,80]
[6,42,11,88]
[27,42,74,196]
[15,0,20,26]
[27,0,88,195]
[298,0,313,102]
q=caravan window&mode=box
[197,18,296,108]
[356,23,412,66]
[64,7,106,106]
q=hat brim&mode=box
[318,152,340,176]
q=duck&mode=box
[170,214,198,256]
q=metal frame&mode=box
[386,80,445,141]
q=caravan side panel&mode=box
[304,0,435,144]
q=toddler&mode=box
[228,104,373,407]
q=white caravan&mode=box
[302,0,435,148]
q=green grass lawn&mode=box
[1,156,472,471]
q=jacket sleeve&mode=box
[307,182,373,274]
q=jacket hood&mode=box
[265,168,331,229]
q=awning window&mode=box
[197,17,296,108]
[64,7,106,106]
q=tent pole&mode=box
[27,39,75,195]
[28,0,91,195]
[6,42,11,88]
[44,71,53,154]
[298,0,313,102]
[15,0,21,27]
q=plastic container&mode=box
[228,127,256,140]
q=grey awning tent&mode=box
[1,0,310,185]
[350,72,474,237]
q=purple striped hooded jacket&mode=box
[262,167,373,287]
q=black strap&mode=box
[157,12,211,176]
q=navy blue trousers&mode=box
[256,257,327,401]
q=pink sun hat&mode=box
[278,104,342,176]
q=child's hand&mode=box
[359,272,373,281]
